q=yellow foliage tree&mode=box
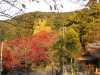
[33,19,51,35]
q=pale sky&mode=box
[0,0,88,20]
[24,0,88,12]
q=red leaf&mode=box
[50,6,52,10]
[22,4,26,8]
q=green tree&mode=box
[65,27,82,58]
[53,27,81,75]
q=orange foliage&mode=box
[3,30,58,70]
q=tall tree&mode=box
[53,27,81,75]
[65,27,82,58]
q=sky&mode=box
[0,0,88,20]
[24,0,88,12]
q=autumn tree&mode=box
[2,45,13,71]
[5,30,58,70]
[33,19,51,35]
[6,37,48,70]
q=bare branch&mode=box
[0,0,26,20]
[68,0,88,7]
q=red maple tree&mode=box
[3,30,58,70]
[32,30,58,49]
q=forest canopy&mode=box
[0,0,100,73]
